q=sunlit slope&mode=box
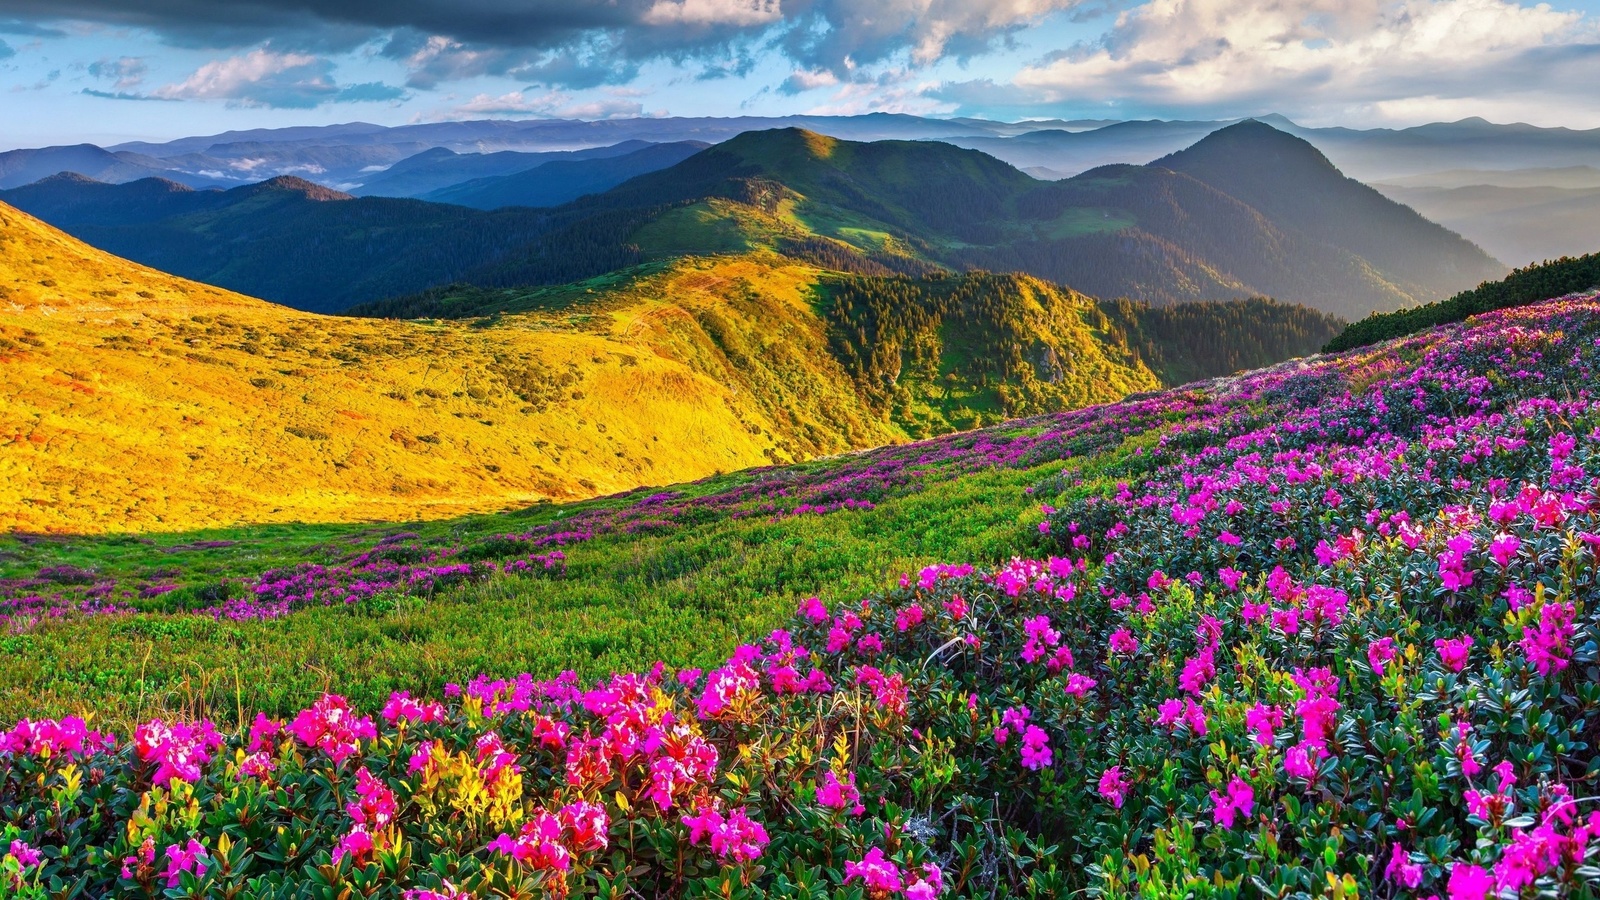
[0,204,1158,533]
[0,203,781,532]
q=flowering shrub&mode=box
[5,293,1600,896]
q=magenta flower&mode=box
[1108,627,1139,655]
[844,847,904,893]
[815,769,865,816]
[288,694,377,766]
[1019,725,1053,770]
[683,803,769,864]
[1435,635,1474,673]
[160,840,209,889]
[1245,703,1284,747]
[1367,637,1398,676]
[1064,673,1097,696]
[1209,776,1255,829]
[1384,844,1422,888]
[1447,863,1494,900]
[1098,766,1130,809]
[1520,600,1576,676]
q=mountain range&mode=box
[0,199,1341,531]
[0,122,1505,319]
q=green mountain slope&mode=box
[0,123,1497,319]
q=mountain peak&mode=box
[239,176,353,201]
[718,127,840,163]
[1153,121,1342,188]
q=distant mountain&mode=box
[352,141,667,198]
[0,144,230,189]
[1371,183,1600,267]
[0,175,556,312]
[423,141,711,209]
[3,123,1504,318]
[1153,121,1506,302]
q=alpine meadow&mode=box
[3,3,1600,899]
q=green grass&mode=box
[0,447,1099,730]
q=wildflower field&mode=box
[5,289,1600,897]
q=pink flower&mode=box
[1217,531,1242,546]
[1,716,115,760]
[559,800,610,853]
[133,719,224,785]
[8,840,41,869]
[1436,635,1474,673]
[798,597,829,622]
[289,694,377,766]
[895,605,925,632]
[1489,533,1521,567]
[382,691,446,725]
[1367,638,1397,676]
[160,840,209,889]
[347,767,398,829]
[1108,627,1139,655]
[1385,844,1422,888]
[1245,704,1283,746]
[246,713,281,754]
[1447,863,1493,900]
[682,802,769,864]
[1019,725,1053,770]
[1064,673,1098,696]
[1284,742,1322,781]
[816,770,865,816]
[1156,698,1208,736]
[905,863,944,900]
[1098,766,1130,809]
[844,848,904,893]
[1218,568,1245,592]
[1520,600,1576,676]
[1209,776,1255,829]
[489,811,571,871]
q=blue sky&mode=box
[2,0,1598,149]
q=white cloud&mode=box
[642,0,783,27]
[1004,0,1599,124]
[140,48,405,108]
[440,89,647,119]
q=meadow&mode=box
[4,286,1600,897]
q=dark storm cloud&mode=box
[0,0,1087,88]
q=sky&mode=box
[1,0,1598,149]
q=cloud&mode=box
[87,56,147,90]
[81,49,405,108]
[983,0,1600,123]
[438,88,647,119]
[0,39,13,60]
[0,0,1090,88]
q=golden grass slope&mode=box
[0,201,1156,534]
[0,202,793,532]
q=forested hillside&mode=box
[1326,251,1600,351]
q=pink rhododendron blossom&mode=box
[289,694,377,765]
[1108,627,1139,655]
[1436,635,1474,673]
[844,847,903,893]
[1245,704,1284,746]
[1520,600,1576,676]
[1098,766,1129,809]
[1385,844,1422,888]
[134,719,224,785]
[1209,776,1255,829]
[1447,863,1493,900]
[682,802,769,864]
[816,769,865,815]
[1367,638,1397,676]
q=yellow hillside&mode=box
[0,203,805,532]
[0,202,1156,533]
